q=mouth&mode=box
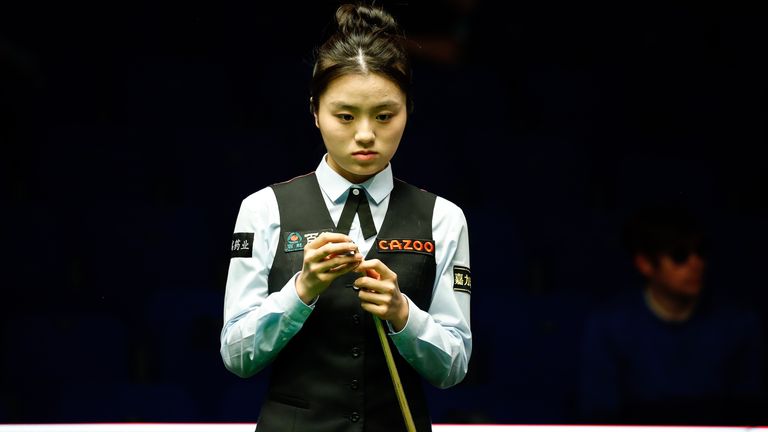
[351,151,378,161]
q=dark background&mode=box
[2,0,767,424]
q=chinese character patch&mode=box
[453,266,471,294]
[231,232,254,258]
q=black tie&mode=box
[336,187,377,240]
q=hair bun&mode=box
[335,3,399,36]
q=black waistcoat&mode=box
[258,172,437,432]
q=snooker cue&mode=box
[373,315,417,432]
[357,265,416,431]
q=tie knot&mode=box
[336,187,377,240]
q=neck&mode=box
[644,286,697,322]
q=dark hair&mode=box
[622,204,706,265]
[310,3,413,114]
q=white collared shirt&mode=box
[220,155,472,388]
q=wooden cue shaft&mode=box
[373,315,417,432]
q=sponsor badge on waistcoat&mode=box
[375,238,436,257]
[284,229,335,252]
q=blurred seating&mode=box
[216,377,269,422]
[142,287,230,419]
[1,313,130,421]
[50,382,197,422]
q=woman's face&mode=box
[314,72,407,183]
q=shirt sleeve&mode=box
[389,196,473,388]
[219,187,315,378]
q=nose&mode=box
[690,253,705,268]
[354,120,375,145]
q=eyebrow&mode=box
[328,100,402,110]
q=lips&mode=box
[352,151,378,161]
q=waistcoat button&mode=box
[350,411,360,422]
[352,314,361,325]
[351,346,361,357]
[350,379,360,390]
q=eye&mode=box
[376,113,393,122]
[336,114,354,122]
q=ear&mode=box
[310,97,319,128]
[634,254,656,279]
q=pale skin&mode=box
[295,72,410,331]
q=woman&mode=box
[220,4,472,431]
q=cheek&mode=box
[317,120,345,142]
[381,122,406,144]
[316,113,333,131]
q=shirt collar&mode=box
[315,154,393,205]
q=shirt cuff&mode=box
[274,272,315,323]
[387,294,426,338]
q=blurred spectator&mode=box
[578,204,766,424]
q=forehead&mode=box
[321,73,405,106]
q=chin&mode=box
[348,165,382,176]
[675,286,702,300]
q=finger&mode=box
[324,244,360,260]
[358,289,389,305]
[353,274,380,292]
[355,259,394,280]
[309,241,359,261]
[354,275,396,296]
[359,301,386,317]
[328,257,364,273]
[315,253,363,273]
[307,232,353,249]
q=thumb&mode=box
[365,268,381,280]
[356,260,382,280]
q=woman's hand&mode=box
[295,232,363,303]
[354,259,409,332]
